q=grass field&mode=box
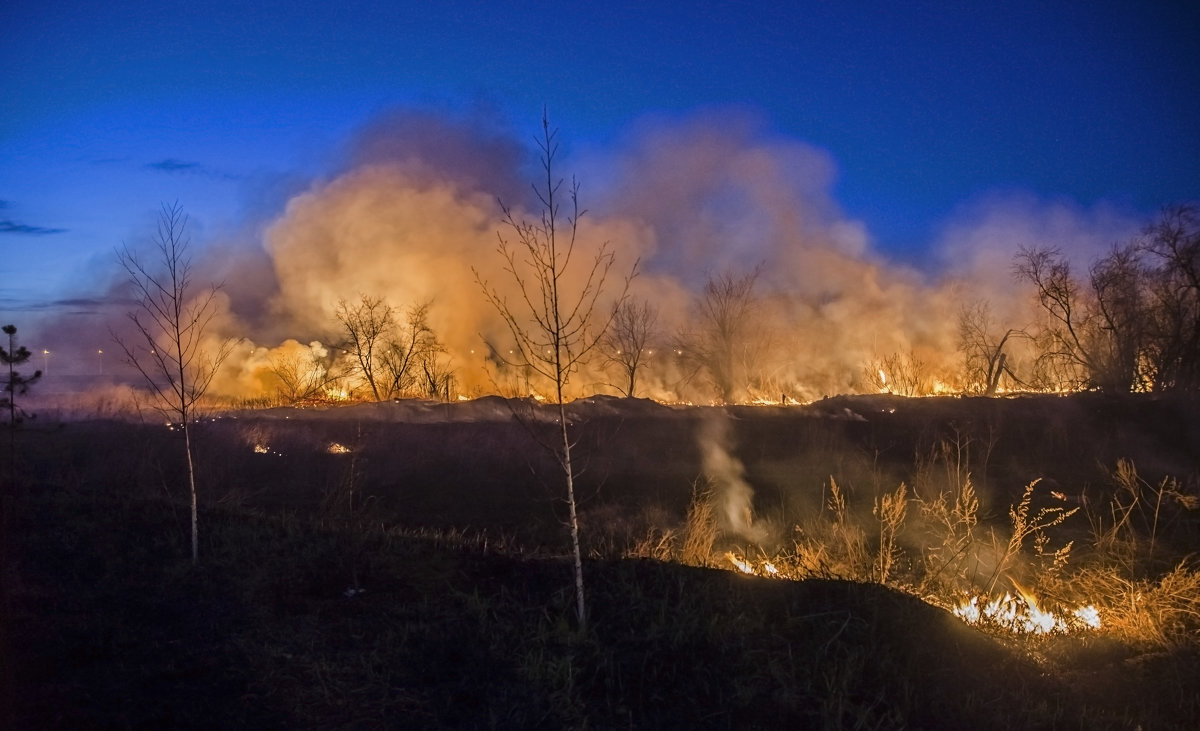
[3,393,1199,728]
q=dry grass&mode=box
[986,479,1077,592]
[916,472,980,595]
[1053,560,1200,649]
[873,482,909,584]
[686,448,1200,663]
[1089,458,1194,564]
[680,479,719,567]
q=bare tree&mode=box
[677,269,761,403]
[957,301,1022,395]
[474,112,635,628]
[336,295,395,401]
[336,297,448,401]
[415,347,455,400]
[601,298,658,397]
[379,302,445,399]
[269,341,340,404]
[1016,247,1103,390]
[1140,205,1200,390]
[1015,245,1149,392]
[1089,244,1148,389]
[1016,209,1200,393]
[115,202,233,565]
[865,350,928,396]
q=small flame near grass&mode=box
[327,442,351,454]
[727,552,754,574]
[725,552,781,578]
[952,587,1101,635]
[725,551,1100,636]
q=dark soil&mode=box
[3,393,1199,728]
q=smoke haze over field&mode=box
[29,108,1156,403]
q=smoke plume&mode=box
[697,410,768,544]
[29,106,1153,404]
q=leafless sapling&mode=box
[115,202,233,565]
[474,112,636,628]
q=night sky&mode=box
[2,1,1198,363]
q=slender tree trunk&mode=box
[558,399,586,627]
[184,421,198,565]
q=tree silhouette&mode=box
[1,324,41,631]
[1,324,42,428]
[676,269,762,403]
[115,202,233,565]
[601,298,658,398]
[1015,206,1200,393]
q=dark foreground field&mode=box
[3,393,1200,728]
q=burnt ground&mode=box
[2,392,1199,728]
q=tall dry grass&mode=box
[680,480,719,567]
[616,426,1200,655]
[873,482,909,585]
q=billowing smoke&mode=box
[934,192,1144,325]
[697,410,768,544]
[31,106,1152,404]
[210,108,960,402]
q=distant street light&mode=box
[43,349,49,373]
[98,348,103,375]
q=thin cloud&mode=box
[0,200,67,235]
[0,220,67,235]
[144,158,240,181]
[146,158,201,173]
[50,296,123,310]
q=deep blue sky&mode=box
[2,0,1198,315]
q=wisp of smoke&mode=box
[697,410,768,544]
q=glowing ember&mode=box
[253,444,269,454]
[327,442,351,454]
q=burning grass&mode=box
[649,441,1200,661]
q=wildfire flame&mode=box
[952,587,1100,635]
[724,551,1100,636]
[727,552,755,574]
[725,552,782,578]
